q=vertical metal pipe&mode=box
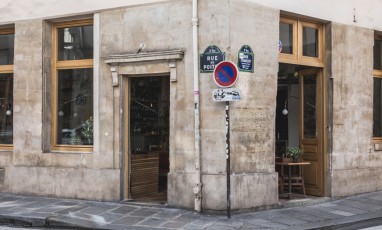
[192,0,202,212]
[226,101,231,219]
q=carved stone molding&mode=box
[104,50,184,86]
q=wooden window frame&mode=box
[373,71,382,143]
[279,18,298,62]
[373,35,382,142]
[279,17,324,67]
[51,19,93,152]
[0,28,14,151]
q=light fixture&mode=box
[282,99,288,115]
[5,110,11,116]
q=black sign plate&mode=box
[200,45,225,73]
[237,45,254,72]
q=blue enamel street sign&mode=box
[237,45,254,72]
[200,45,225,73]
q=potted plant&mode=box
[285,146,304,162]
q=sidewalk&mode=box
[1,191,382,229]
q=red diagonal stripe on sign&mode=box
[219,68,233,80]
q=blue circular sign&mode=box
[213,61,238,88]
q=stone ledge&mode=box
[104,50,184,64]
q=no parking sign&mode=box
[213,61,239,88]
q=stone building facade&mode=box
[0,0,381,212]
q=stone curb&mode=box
[0,214,45,227]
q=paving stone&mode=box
[78,206,110,215]
[329,210,355,217]
[111,216,145,225]
[244,218,288,229]
[302,207,341,220]
[138,217,168,227]
[318,203,339,208]
[279,208,321,222]
[54,204,88,214]
[161,221,188,228]
[311,206,350,219]
[35,204,77,213]
[18,199,55,209]
[129,208,160,217]
[189,216,216,226]
[110,205,138,214]
[173,212,201,224]
[254,212,307,226]
[204,224,238,230]
[54,201,81,206]
[356,197,382,207]
[211,219,243,229]
[182,223,206,230]
[100,212,124,223]
[337,200,382,211]
[152,208,185,219]
[369,195,382,201]
[321,203,367,215]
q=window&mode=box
[279,17,323,67]
[52,19,93,151]
[0,29,14,150]
[373,36,382,140]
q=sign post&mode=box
[225,100,231,219]
[212,61,241,219]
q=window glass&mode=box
[0,74,12,144]
[303,75,316,138]
[0,34,14,65]
[303,27,319,57]
[56,69,93,145]
[280,23,293,54]
[374,78,382,137]
[57,25,93,61]
[374,39,382,70]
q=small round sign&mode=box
[213,61,239,88]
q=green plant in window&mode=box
[81,116,93,145]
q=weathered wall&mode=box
[1,17,121,201]
[330,23,380,196]
[193,0,279,210]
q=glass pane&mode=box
[374,39,382,70]
[56,69,93,145]
[0,74,13,144]
[303,75,316,138]
[373,78,382,137]
[303,27,319,57]
[279,23,293,54]
[0,34,14,65]
[57,25,93,61]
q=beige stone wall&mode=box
[330,23,379,196]
[195,0,279,210]
[1,18,121,200]
[0,0,280,209]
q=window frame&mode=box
[373,34,382,142]
[279,17,324,67]
[52,19,93,152]
[0,28,14,151]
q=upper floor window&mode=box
[373,36,382,139]
[52,19,93,152]
[0,29,14,149]
[279,17,324,67]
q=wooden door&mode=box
[299,69,324,196]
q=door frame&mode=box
[122,74,171,200]
[298,68,326,196]
[103,49,184,200]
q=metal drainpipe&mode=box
[192,0,202,212]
